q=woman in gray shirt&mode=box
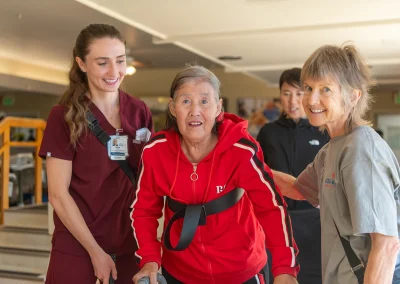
[273,44,400,284]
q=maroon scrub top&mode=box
[39,90,153,256]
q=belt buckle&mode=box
[351,262,364,273]
[89,119,99,130]
[198,205,207,226]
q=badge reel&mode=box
[107,129,128,160]
[133,128,151,144]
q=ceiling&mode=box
[75,0,400,87]
[0,0,219,74]
[1,0,400,93]
[0,73,67,95]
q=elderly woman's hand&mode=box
[273,274,299,284]
[132,262,159,284]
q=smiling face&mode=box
[76,37,126,96]
[280,82,306,122]
[302,76,350,137]
[169,80,222,144]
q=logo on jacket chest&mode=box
[216,184,226,194]
[324,172,336,188]
[309,139,320,146]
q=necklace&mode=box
[190,164,198,181]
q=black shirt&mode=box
[257,115,330,209]
[257,114,330,284]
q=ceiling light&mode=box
[218,55,242,61]
[126,65,136,75]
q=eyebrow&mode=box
[304,81,332,87]
[95,54,126,60]
[178,92,211,97]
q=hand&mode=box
[273,274,298,284]
[90,248,117,283]
[132,262,159,284]
[271,170,305,201]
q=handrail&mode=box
[0,116,46,224]
[0,117,47,131]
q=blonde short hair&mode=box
[301,44,376,133]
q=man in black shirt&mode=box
[257,68,329,284]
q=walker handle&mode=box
[137,273,167,284]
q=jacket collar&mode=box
[275,113,310,128]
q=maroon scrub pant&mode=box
[45,249,139,284]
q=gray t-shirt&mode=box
[295,126,400,284]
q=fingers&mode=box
[111,262,117,280]
[103,273,110,284]
[94,263,115,283]
[132,272,145,284]
[132,262,159,284]
[150,272,158,284]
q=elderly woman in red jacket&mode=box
[131,65,299,284]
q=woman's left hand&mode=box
[273,274,298,284]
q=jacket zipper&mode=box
[191,163,213,281]
[291,127,296,175]
[191,164,197,199]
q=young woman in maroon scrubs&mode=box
[39,24,153,284]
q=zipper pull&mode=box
[190,164,198,181]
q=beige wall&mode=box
[122,68,278,113]
[1,70,399,122]
[368,88,400,127]
[1,92,59,119]
[2,68,278,120]
[214,70,279,113]
[123,69,400,119]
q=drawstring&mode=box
[202,151,216,202]
[169,147,180,197]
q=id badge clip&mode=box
[133,128,151,144]
[107,129,128,160]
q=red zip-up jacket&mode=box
[131,113,299,283]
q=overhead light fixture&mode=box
[126,65,136,76]
[218,55,242,61]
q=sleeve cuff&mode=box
[139,256,162,269]
[272,267,298,279]
[38,151,73,160]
